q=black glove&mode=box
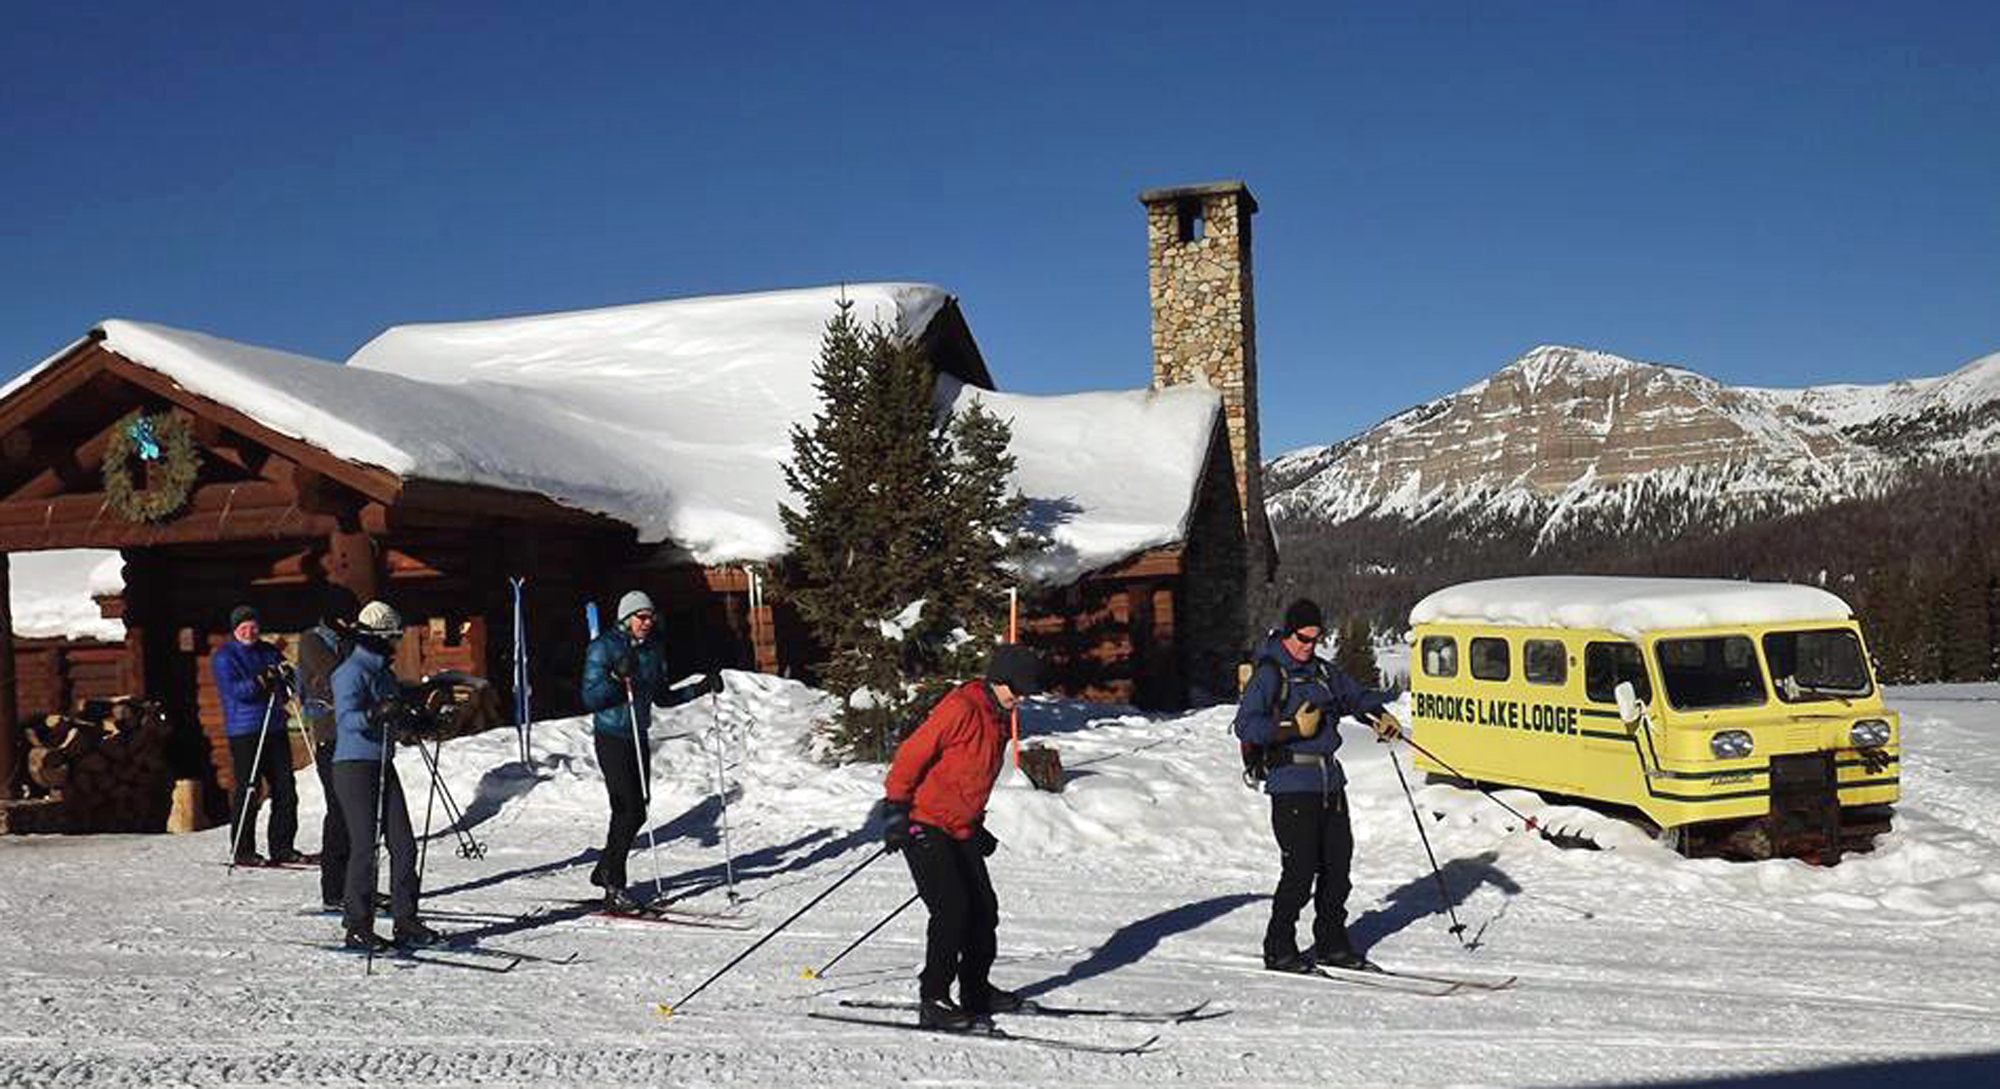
[607,649,640,685]
[973,826,998,858]
[701,672,725,696]
[880,802,914,853]
[364,697,407,740]
[256,663,292,696]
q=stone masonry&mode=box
[1140,181,1277,581]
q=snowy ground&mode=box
[4,675,1999,1087]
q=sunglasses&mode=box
[1291,629,1323,644]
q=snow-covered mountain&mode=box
[1267,344,2000,545]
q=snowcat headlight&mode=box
[1851,720,1892,748]
[1710,730,1754,759]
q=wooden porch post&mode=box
[325,525,381,604]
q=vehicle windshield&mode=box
[1762,628,1873,702]
[1655,635,1767,710]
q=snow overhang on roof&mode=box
[32,283,1221,578]
[1409,576,1854,640]
[939,377,1221,586]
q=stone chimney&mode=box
[1139,180,1276,580]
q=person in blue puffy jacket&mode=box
[579,590,722,911]
[211,604,301,865]
[330,600,437,951]
[1234,598,1402,974]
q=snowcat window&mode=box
[1585,642,1651,704]
[1763,629,1873,702]
[1421,636,1458,678]
[1656,636,1767,710]
[1524,640,1567,685]
[1470,638,1510,682]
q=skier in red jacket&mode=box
[880,643,1043,1031]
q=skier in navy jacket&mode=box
[579,590,721,910]
[1234,598,1402,973]
[212,604,301,865]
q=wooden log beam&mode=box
[0,504,337,550]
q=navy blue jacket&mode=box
[581,627,702,740]
[212,638,286,739]
[1233,632,1391,796]
[332,642,402,764]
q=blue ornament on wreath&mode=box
[103,410,200,523]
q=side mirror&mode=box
[1614,681,1644,724]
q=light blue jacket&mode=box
[332,642,402,764]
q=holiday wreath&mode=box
[103,410,201,523]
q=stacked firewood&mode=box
[21,697,175,832]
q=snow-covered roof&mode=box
[1410,576,1854,639]
[21,283,1220,582]
[344,283,950,562]
[940,378,1221,584]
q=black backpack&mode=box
[1234,656,1291,787]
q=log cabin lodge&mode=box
[0,182,1277,832]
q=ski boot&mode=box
[917,996,977,1032]
[344,929,393,953]
[1314,947,1384,973]
[1263,950,1316,974]
[394,921,444,949]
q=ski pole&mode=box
[800,891,919,980]
[659,846,889,1018]
[712,691,739,905]
[417,739,484,859]
[1385,742,1467,944]
[228,691,281,870]
[625,677,663,902]
[366,719,394,976]
[1388,726,1556,842]
[416,741,442,882]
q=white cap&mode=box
[357,600,403,638]
[617,590,655,623]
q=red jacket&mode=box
[884,681,1008,840]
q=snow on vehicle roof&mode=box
[56,284,1218,583]
[1409,576,1854,639]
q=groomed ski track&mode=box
[2,681,1998,1087]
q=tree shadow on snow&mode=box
[1014,892,1264,998]
[1348,850,1519,953]
[1566,1052,2000,1089]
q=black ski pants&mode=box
[592,731,650,894]
[333,758,419,935]
[313,740,349,906]
[1265,789,1356,962]
[227,728,297,860]
[903,823,1000,1010]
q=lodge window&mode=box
[1177,196,1206,242]
[1585,641,1652,704]
[1469,638,1510,682]
[1524,639,1567,686]
[1421,636,1457,678]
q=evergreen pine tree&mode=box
[1331,616,1379,688]
[779,302,1031,762]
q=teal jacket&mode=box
[581,627,703,740]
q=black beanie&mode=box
[985,643,1045,696]
[1282,598,1324,634]
[228,604,259,629]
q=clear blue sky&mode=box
[4,1,1995,454]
